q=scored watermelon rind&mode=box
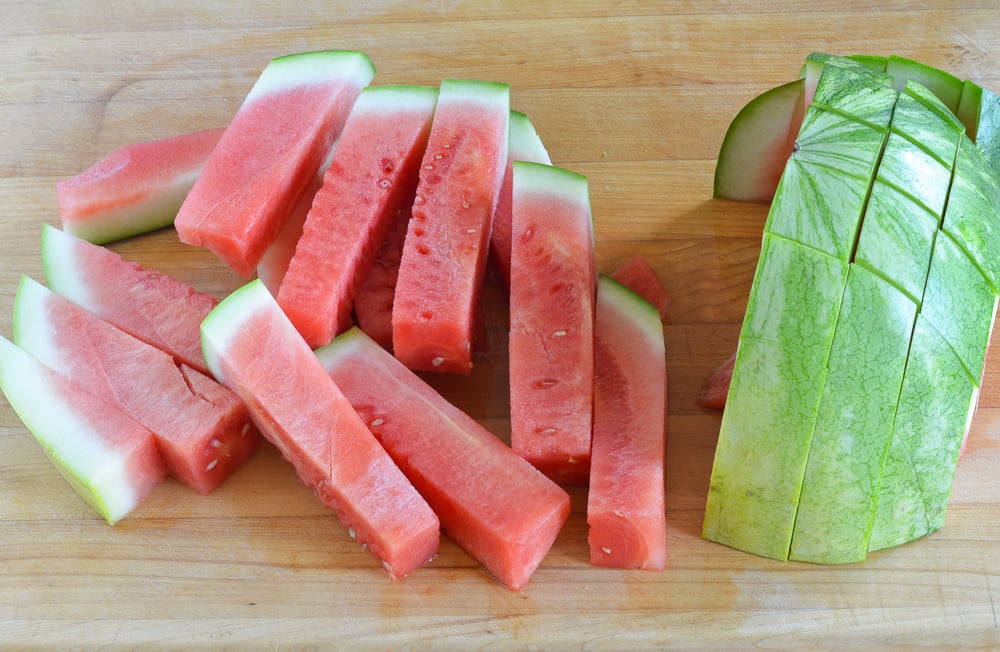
[244,50,376,105]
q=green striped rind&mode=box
[942,138,1000,294]
[595,274,663,345]
[886,55,964,114]
[351,84,439,115]
[966,84,1000,175]
[809,63,895,131]
[876,132,953,218]
[704,235,848,560]
[438,79,511,107]
[854,180,939,303]
[788,265,917,564]
[512,161,590,206]
[510,111,552,164]
[792,106,891,179]
[868,316,980,551]
[244,50,376,105]
[764,155,877,260]
[896,81,965,162]
[920,230,998,386]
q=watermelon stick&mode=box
[587,276,667,571]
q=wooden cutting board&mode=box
[2,2,998,647]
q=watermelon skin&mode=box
[278,85,438,348]
[316,327,571,591]
[175,50,375,278]
[353,201,412,351]
[14,276,259,495]
[509,161,596,486]
[392,80,510,375]
[201,280,440,579]
[587,276,667,571]
[56,127,224,245]
[0,335,167,524]
[490,110,552,290]
[41,224,218,376]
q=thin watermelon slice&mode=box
[392,79,510,374]
[352,200,412,351]
[40,224,218,377]
[696,352,735,412]
[13,276,259,495]
[278,85,438,348]
[201,279,440,579]
[587,275,667,570]
[175,50,375,278]
[0,335,167,524]
[490,110,552,290]
[316,327,571,591]
[56,127,224,244]
[509,161,596,486]
[610,255,671,321]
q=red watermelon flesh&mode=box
[0,335,167,524]
[610,255,672,321]
[56,127,224,245]
[509,161,596,486]
[41,224,217,376]
[587,275,667,570]
[13,276,259,495]
[696,351,735,412]
[316,327,571,591]
[353,201,412,350]
[392,80,510,375]
[201,280,440,579]
[175,50,375,278]
[490,110,552,291]
[278,85,438,348]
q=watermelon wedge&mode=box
[587,276,667,571]
[175,50,375,278]
[40,224,218,376]
[278,85,438,348]
[201,279,440,579]
[610,255,671,321]
[392,79,510,374]
[490,110,552,290]
[13,276,259,495]
[508,161,596,485]
[0,335,167,524]
[316,327,571,591]
[352,200,412,351]
[56,127,224,244]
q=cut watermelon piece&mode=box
[696,351,735,412]
[175,50,375,278]
[40,224,218,376]
[0,335,167,524]
[316,327,571,591]
[13,276,259,495]
[490,110,552,290]
[587,275,667,571]
[610,255,671,321]
[56,127,224,244]
[509,161,596,486]
[201,280,440,579]
[392,79,510,374]
[352,200,412,351]
[278,85,438,348]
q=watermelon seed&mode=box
[383,561,393,574]
[241,422,251,436]
[349,527,356,539]
[205,459,218,472]
[211,438,222,448]
[431,356,445,367]
[370,418,384,427]
[601,546,612,555]
[553,330,567,337]
[533,378,559,389]
[378,179,391,189]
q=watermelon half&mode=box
[175,50,375,278]
[56,127,224,244]
[0,335,167,524]
[201,279,440,579]
[316,327,571,591]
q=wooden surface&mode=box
[2,1,999,648]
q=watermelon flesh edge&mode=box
[40,224,218,376]
[587,276,667,570]
[201,280,440,579]
[0,335,167,524]
[508,161,596,486]
[56,127,225,245]
[13,276,260,495]
[392,80,510,375]
[277,85,438,348]
[316,327,571,591]
[175,50,375,278]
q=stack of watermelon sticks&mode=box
[0,49,670,590]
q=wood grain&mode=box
[1,1,998,648]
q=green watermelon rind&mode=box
[509,110,552,164]
[244,50,376,105]
[595,274,663,345]
[351,84,439,115]
[200,279,273,384]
